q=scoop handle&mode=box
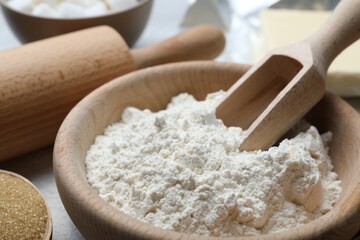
[130,25,225,69]
[308,0,360,70]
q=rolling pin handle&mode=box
[130,25,225,69]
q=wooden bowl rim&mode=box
[54,61,360,240]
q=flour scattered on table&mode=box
[85,91,342,237]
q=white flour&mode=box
[85,91,342,237]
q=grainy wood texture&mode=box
[53,61,360,240]
[0,24,225,162]
[216,0,360,151]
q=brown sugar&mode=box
[0,170,51,240]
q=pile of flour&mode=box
[85,91,342,237]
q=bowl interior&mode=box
[54,61,360,240]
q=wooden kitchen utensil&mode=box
[0,24,225,162]
[216,0,360,151]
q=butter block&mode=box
[260,9,360,97]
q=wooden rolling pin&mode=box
[0,25,225,162]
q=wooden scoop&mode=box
[0,25,225,162]
[216,0,360,151]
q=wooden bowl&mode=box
[53,61,360,240]
[0,0,152,46]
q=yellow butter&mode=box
[260,9,360,97]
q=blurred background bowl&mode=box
[0,0,153,46]
[53,61,360,240]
